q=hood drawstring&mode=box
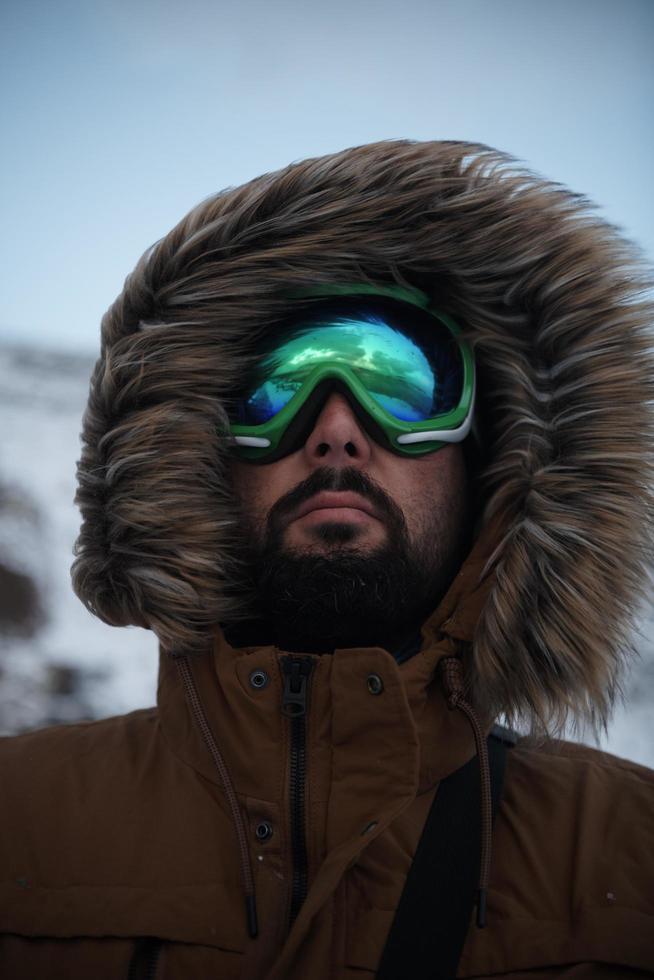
[175,654,259,939]
[439,656,492,928]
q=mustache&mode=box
[266,466,407,537]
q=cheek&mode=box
[228,461,250,499]
[228,462,263,518]
[228,460,290,523]
[395,448,467,533]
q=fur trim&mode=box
[71,139,654,734]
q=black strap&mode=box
[376,726,515,980]
[127,937,162,980]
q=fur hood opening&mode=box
[71,138,654,737]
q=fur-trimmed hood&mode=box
[71,138,654,735]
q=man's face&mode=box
[228,392,470,653]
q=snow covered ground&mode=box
[0,342,159,732]
[0,339,653,767]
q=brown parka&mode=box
[2,519,653,978]
[1,139,653,978]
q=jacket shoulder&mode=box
[0,709,244,954]
[0,708,160,780]
[468,736,654,975]
[0,710,165,878]
[504,734,654,850]
[508,734,654,799]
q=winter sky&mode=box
[1,0,652,353]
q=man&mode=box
[1,139,653,978]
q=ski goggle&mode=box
[227,282,475,463]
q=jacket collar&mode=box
[157,514,502,813]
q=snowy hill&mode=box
[0,341,158,731]
[0,339,653,766]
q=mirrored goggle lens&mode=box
[231,299,463,426]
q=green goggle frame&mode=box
[228,282,476,462]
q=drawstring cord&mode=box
[439,656,492,928]
[175,654,259,939]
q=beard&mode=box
[229,465,470,654]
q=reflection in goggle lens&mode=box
[234,306,463,426]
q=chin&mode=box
[292,521,383,549]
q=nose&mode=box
[302,391,373,467]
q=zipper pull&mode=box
[281,657,314,718]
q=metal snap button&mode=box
[255,820,273,842]
[249,669,269,690]
[367,673,384,695]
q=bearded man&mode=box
[1,139,652,979]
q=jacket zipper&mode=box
[281,655,315,931]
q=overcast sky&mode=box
[1,0,652,353]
